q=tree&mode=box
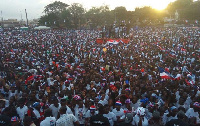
[39,1,70,27]
[44,1,69,15]
[68,3,85,29]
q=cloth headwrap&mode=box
[32,102,40,108]
[170,106,177,111]
[140,98,149,104]
[125,99,131,104]
[125,88,131,92]
[115,101,122,106]
[11,116,19,122]
[193,102,200,108]
[73,95,81,100]
[90,105,96,110]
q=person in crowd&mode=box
[85,105,98,125]
[90,105,110,126]
[103,104,117,126]
[40,108,56,126]
[165,110,189,126]
[0,27,199,126]
[132,107,149,126]
[117,113,134,126]
[56,106,80,126]
[16,98,28,121]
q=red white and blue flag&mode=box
[158,67,174,79]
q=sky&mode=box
[0,0,177,20]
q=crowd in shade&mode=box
[0,27,200,126]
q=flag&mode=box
[175,74,181,80]
[107,39,119,45]
[158,67,174,79]
[185,79,195,86]
[25,75,34,84]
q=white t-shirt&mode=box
[40,117,56,126]
[16,105,28,120]
[56,114,78,126]
[58,103,73,114]
[162,113,177,125]
[186,108,200,124]
[74,106,87,124]
[112,108,125,117]
[85,110,98,118]
[103,112,117,126]
[49,104,59,119]
[33,108,41,119]
[132,114,148,126]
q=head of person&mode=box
[11,116,20,126]
[125,99,131,108]
[115,101,122,110]
[90,105,96,114]
[98,105,105,114]
[23,116,35,126]
[60,98,67,106]
[59,106,67,115]
[17,98,25,108]
[104,104,110,114]
[51,96,58,107]
[32,102,41,110]
[193,102,200,112]
[78,99,84,108]
[152,111,160,121]
[44,108,53,117]
[169,106,178,117]
[177,110,186,120]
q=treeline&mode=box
[38,0,200,29]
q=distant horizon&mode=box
[0,0,177,20]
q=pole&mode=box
[25,9,28,26]
[1,11,3,27]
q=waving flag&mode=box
[158,67,174,79]
[107,39,120,45]
[25,75,34,84]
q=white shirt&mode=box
[186,108,200,124]
[112,108,125,117]
[85,110,98,118]
[49,104,59,119]
[33,108,41,119]
[162,113,177,125]
[16,105,28,120]
[103,112,117,126]
[40,117,56,126]
[56,114,78,126]
[58,103,73,114]
[132,114,148,126]
[74,106,87,124]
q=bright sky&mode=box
[0,0,176,20]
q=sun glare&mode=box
[151,4,167,11]
[148,0,174,11]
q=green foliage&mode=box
[38,0,200,28]
[166,0,200,20]
[44,1,69,15]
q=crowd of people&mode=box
[0,26,199,126]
